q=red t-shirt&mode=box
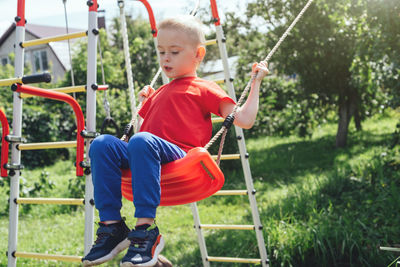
[139,76,235,152]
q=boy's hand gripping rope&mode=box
[205,0,314,165]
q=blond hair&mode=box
[158,15,206,47]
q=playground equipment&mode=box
[4,0,101,265]
[2,0,314,265]
[117,0,270,265]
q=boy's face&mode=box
[157,27,204,79]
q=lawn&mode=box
[1,109,399,266]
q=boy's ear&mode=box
[196,46,206,60]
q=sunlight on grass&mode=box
[1,109,400,266]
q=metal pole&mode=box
[214,23,269,267]
[8,1,25,266]
[84,0,98,255]
[191,203,210,267]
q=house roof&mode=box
[0,23,83,47]
[25,23,83,39]
[0,23,84,71]
[201,56,239,81]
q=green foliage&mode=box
[0,171,55,216]
[220,0,400,146]
[248,76,334,138]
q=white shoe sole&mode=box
[120,236,165,267]
[82,238,130,266]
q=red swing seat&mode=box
[121,147,224,206]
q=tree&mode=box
[240,0,399,147]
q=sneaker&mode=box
[120,224,165,267]
[82,220,131,266]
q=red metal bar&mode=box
[0,109,10,177]
[16,0,26,26]
[138,0,158,37]
[14,84,85,176]
[210,0,221,26]
[89,0,98,12]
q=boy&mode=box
[82,15,269,267]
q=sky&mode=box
[0,0,247,35]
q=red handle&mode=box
[15,84,85,176]
[0,109,10,177]
[138,0,157,37]
[210,0,221,26]
[16,0,26,26]
[89,0,98,12]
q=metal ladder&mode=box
[6,1,99,266]
[190,1,269,266]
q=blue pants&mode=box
[89,132,186,221]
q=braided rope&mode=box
[204,0,313,152]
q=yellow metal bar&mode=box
[212,154,240,160]
[201,224,255,230]
[211,117,224,123]
[205,39,217,46]
[21,31,87,48]
[214,190,248,196]
[207,256,261,264]
[16,198,84,205]
[14,252,82,262]
[20,85,86,99]
[0,77,22,86]
[214,79,225,84]
[380,247,400,252]
[18,141,76,151]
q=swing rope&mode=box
[121,0,313,165]
[99,32,121,136]
[205,0,314,165]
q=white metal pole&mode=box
[84,6,97,255]
[7,24,25,267]
[191,203,210,267]
[215,24,269,267]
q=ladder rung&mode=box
[213,190,248,196]
[207,256,261,264]
[379,246,400,252]
[214,79,225,84]
[201,224,254,230]
[20,85,86,99]
[211,117,224,123]
[14,251,82,262]
[212,154,240,160]
[21,31,87,48]
[205,39,217,46]
[0,77,22,86]
[18,141,76,150]
[16,198,84,205]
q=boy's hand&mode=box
[252,61,269,82]
[138,85,155,103]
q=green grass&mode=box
[1,109,400,266]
